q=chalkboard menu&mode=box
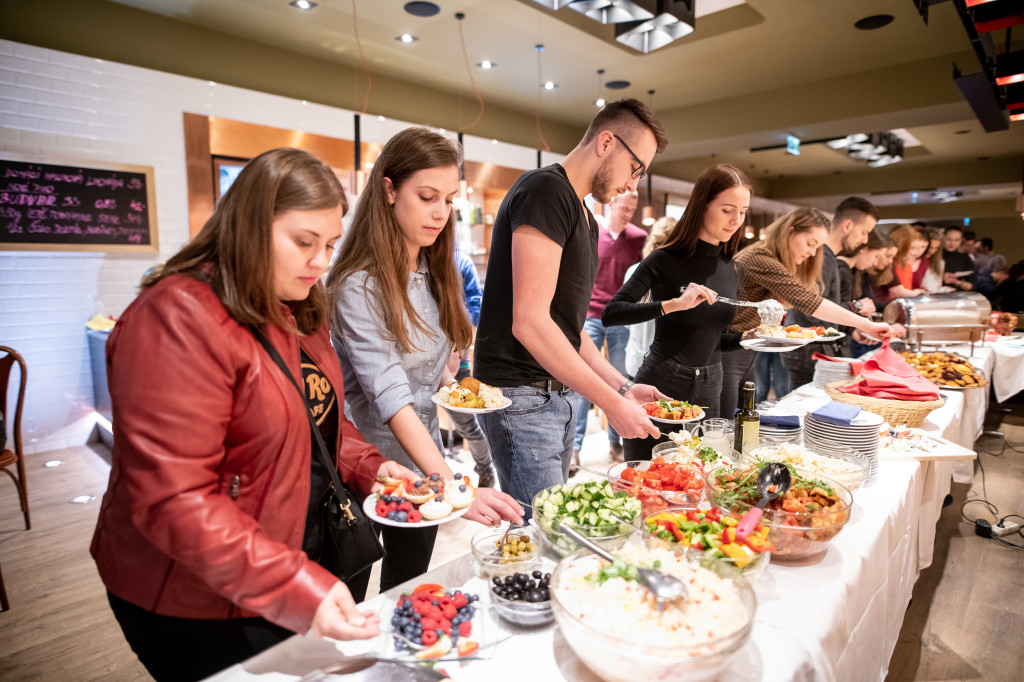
[0,154,158,252]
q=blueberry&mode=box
[430,473,440,481]
[432,487,440,493]
[396,511,408,522]
[469,594,478,602]
[431,600,439,606]
[415,479,424,487]
[454,472,463,480]
[413,613,421,621]
[435,495,443,502]
[386,511,396,520]
[459,484,467,492]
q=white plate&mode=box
[811,332,846,342]
[755,332,816,346]
[363,494,472,528]
[642,402,705,424]
[431,395,512,414]
[740,339,801,353]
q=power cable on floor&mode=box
[959,435,1024,550]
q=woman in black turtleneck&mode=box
[603,164,750,461]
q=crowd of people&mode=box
[87,98,1022,681]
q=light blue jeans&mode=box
[479,386,578,519]
[574,317,629,450]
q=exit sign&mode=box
[786,135,801,156]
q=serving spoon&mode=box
[734,462,791,541]
[555,520,687,614]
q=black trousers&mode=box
[378,522,438,592]
[623,357,723,462]
[107,567,372,681]
[720,349,756,421]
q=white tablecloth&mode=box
[206,382,982,682]
[987,337,1024,403]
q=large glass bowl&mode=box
[741,442,870,491]
[470,525,540,580]
[703,464,853,561]
[608,461,705,514]
[641,507,771,582]
[550,547,756,682]
[530,485,641,557]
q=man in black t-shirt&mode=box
[474,99,669,511]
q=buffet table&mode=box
[206,377,981,682]
[985,336,1024,403]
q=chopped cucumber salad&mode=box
[533,480,642,556]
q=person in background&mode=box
[941,226,975,291]
[876,224,930,304]
[722,207,896,414]
[847,231,895,357]
[328,128,523,593]
[622,216,676,381]
[92,148,413,681]
[989,260,1024,313]
[920,226,946,293]
[447,244,496,487]
[974,238,1007,295]
[959,228,976,259]
[473,98,668,511]
[604,163,749,460]
[779,197,878,390]
[869,238,899,310]
[836,235,889,354]
[573,189,647,463]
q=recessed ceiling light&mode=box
[543,81,557,90]
[404,1,440,17]
[855,14,894,30]
[491,139,498,145]
[396,33,418,44]
[596,98,606,107]
[606,80,631,90]
[289,0,317,10]
[378,115,386,121]
[478,60,496,69]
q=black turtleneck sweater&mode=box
[603,240,740,366]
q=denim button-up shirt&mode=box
[332,262,450,472]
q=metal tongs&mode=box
[709,295,786,327]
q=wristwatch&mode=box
[853,300,864,313]
[618,380,635,396]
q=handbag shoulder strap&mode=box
[248,327,352,506]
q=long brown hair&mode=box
[660,164,750,257]
[855,230,894,297]
[327,127,473,354]
[143,147,346,335]
[760,207,830,292]
[890,224,929,267]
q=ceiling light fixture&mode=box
[995,50,1024,86]
[289,0,317,10]
[478,60,496,69]
[544,81,556,89]
[615,0,695,54]
[595,69,606,107]
[529,0,577,9]
[605,79,631,89]
[854,14,894,30]
[397,33,418,44]
[967,0,1024,33]
[568,0,656,24]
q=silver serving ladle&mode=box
[555,519,688,614]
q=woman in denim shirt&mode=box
[327,128,522,591]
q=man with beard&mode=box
[781,197,879,386]
[473,99,669,511]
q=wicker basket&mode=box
[823,378,945,429]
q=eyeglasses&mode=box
[613,133,646,180]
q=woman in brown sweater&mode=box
[720,207,896,414]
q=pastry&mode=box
[419,497,453,520]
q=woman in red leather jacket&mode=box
[91,148,415,681]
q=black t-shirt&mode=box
[602,240,740,366]
[942,249,977,289]
[300,349,339,560]
[474,164,599,386]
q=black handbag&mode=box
[250,327,385,582]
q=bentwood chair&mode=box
[1,345,29,531]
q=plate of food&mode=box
[899,351,988,389]
[740,338,802,353]
[364,473,475,528]
[641,398,704,423]
[382,583,490,661]
[432,377,511,413]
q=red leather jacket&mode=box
[91,274,387,634]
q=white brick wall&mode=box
[0,39,545,454]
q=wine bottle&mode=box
[734,381,759,456]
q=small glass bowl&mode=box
[490,590,554,628]
[470,525,540,580]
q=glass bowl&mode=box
[530,485,642,557]
[550,546,757,682]
[608,461,705,514]
[490,590,554,628]
[470,525,540,580]
[742,442,870,491]
[703,464,853,562]
[641,507,772,582]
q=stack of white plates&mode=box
[759,419,802,444]
[803,410,883,481]
[813,359,853,389]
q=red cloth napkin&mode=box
[838,341,941,401]
[811,352,865,376]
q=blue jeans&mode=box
[754,352,790,403]
[574,317,629,449]
[479,386,578,519]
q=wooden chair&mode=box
[1,345,29,530]
[1,346,28,611]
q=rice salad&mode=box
[746,443,866,488]
[553,544,747,652]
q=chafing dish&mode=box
[883,292,990,352]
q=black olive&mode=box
[539,588,550,601]
[532,570,542,579]
[525,589,544,603]
[504,576,514,585]
[492,577,502,586]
